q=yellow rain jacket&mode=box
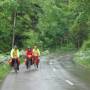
[11,49,20,58]
[33,49,40,56]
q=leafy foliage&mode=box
[0,0,90,52]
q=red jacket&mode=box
[26,49,33,58]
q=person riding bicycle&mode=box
[32,46,40,68]
[10,45,20,70]
[25,47,33,65]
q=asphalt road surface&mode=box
[1,54,90,90]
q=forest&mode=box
[0,0,90,53]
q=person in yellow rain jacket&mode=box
[11,47,20,58]
[10,45,20,70]
[32,46,40,68]
[33,46,40,57]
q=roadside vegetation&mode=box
[74,40,90,69]
[0,0,89,50]
[0,53,11,80]
[0,0,90,81]
[0,64,11,80]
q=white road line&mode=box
[53,68,56,72]
[65,80,74,86]
[49,62,53,65]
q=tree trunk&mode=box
[12,11,16,48]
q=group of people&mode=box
[10,45,40,71]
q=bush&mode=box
[81,40,90,51]
[74,39,90,68]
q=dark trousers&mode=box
[26,58,32,65]
[12,58,19,70]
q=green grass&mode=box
[0,57,24,81]
[74,50,90,69]
[0,64,11,80]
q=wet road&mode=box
[1,54,90,90]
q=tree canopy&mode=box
[0,0,90,51]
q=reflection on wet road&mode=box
[1,54,90,90]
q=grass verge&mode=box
[74,50,90,69]
[0,64,11,80]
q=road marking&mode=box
[53,68,56,72]
[65,80,74,86]
[50,62,53,65]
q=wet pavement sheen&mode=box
[1,55,90,90]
